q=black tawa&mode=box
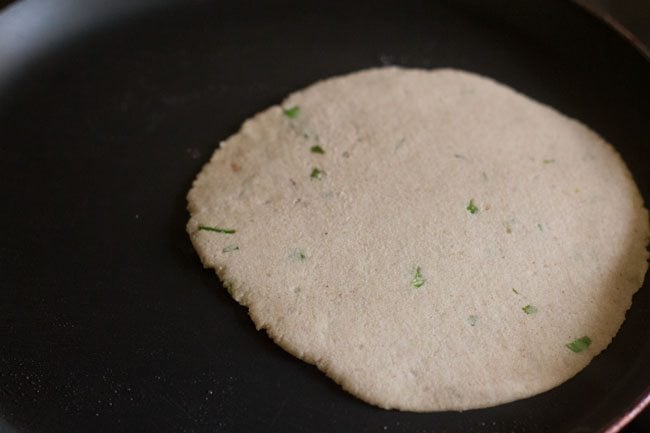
[0,1,648,432]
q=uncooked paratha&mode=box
[187,67,649,411]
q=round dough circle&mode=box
[187,67,649,411]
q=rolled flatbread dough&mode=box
[187,67,649,411]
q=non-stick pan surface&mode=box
[0,1,648,432]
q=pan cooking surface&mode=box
[0,1,648,432]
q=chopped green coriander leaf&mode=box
[566,336,592,353]
[537,223,544,231]
[411,266,426,288]
[222,245,239,253]
[198,225,236,234]
[522,305,538,314]
[466,199,479,214]
[283,106,300,119]
[310,145,325,154]
[467,315,478,326]
[290,249,307,260]
[543,159,555,164]
[310,168,324,179]
[512,288,520,295]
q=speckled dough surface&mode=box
[187,67,649,411]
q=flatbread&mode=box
[186,67,649,411]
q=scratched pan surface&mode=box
[0,0,648,432]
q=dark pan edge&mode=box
[573,0,650,60]
[601,388,650,433]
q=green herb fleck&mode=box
[283,106,300,119]
[466,199,479,214]
[411,266,426,288]
[290,249,307,261]
[566,336,592,353]
[198,225,236,234]
[543,159,555,164]
[481,171,488,181]
[222,245,239,253]
[522,305,538,315]
[310,168,324,180]
[310,145,325,154]
[537,223,544,232]
[468,315,478,326]
[512,288,520,295]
